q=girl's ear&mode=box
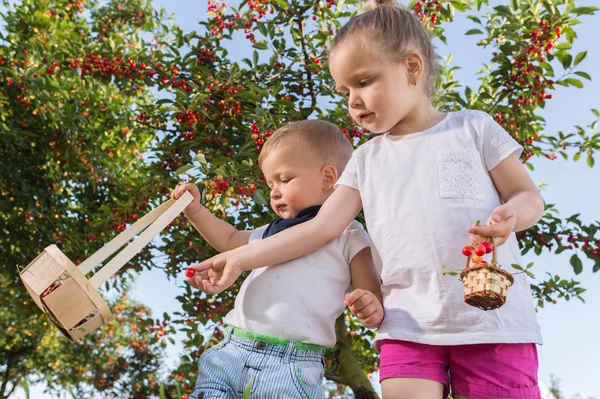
[405,52,425,83]
[321,165,338,191]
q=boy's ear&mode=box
[321,165,338,190]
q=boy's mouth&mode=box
[275,204,287,213]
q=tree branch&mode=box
[297,18,317,112]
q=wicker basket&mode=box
[19,191,193,341]
[459,239,514,311]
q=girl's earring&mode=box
[410,77,417,86]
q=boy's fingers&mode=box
[355,303,377,319]
[344,289,367,307]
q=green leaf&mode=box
[252,41,269,50]
[194,153,207,164]
[21,379,30,399]
[253,190,268,206]
[175,164,194,176]
[561,54,573,69]
[494,5,512,17]
[593,261,600,273]
[441,265,460,276]
[465,29,483,35]
[574,71,592,81]
[570,254,583,275]
[572,6,598,15]
[573,51,587,66]
[564,78,583,88]
[587,155,595,167]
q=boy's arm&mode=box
[468,153,544,245]
[172,184,251,252]
[345,247,384,329]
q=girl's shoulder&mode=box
[451,109,496,125]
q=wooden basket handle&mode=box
[77,191,193,289]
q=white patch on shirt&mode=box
[436,148,484,201]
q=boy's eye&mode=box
[359,78,372,87]
[281,178,290,184]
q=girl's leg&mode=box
[449,343,541,399]
[381,377,445,399]
[379,340,450,399]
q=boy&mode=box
[172,120,383,399]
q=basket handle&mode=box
[77,191,193,289]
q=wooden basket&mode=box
[19,191,193,341]
[459,240,514,311]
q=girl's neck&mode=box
[388,101,446,137]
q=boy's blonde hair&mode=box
[330,0,438,98]
[258,120,353,174]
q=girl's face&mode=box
[329,39,423,135]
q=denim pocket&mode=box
[287,357,325,399]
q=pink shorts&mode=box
[379,340,541,399]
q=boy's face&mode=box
[261,144,329,219]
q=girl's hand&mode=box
[186,251,244,294]
[344,289,384,329]
[171,183,203,216]
[468,204,516,247]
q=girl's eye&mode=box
[359,78,372,87]
[281,179,290,184]
[339,90,349,98]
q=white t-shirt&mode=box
[223,220,370,347]
[337,110,542,347]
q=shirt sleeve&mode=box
[479,112,523,171]
[335,149,359,190]
[248,225,269,242]
[342,220,371,265]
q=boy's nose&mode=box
[270,188,281,200]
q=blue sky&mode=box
[14,0,600,398]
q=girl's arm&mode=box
[469,153,544,245]
[189,185,362,294]
[236,185,362,270]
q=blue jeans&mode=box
[190,329,326,399]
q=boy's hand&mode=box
[468,204,516,247]
[185,251,244,294]
[171,183,203,216]
[344,289,384,329]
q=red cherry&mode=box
[462,246,473,257]
[482,241,493,254]
[185,268,196,278]
[474,245,486,257]
[472,254,483,264]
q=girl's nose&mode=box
[349,93,363,108]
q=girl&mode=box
[189,1,545,398]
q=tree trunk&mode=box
[331,315,379,399]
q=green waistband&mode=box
[229,327,325,352]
